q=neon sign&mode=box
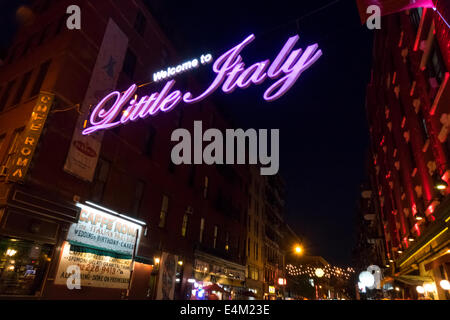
[83,34,322,135]
[153,53,213,82]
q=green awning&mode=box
[394,275,433,286]
[134,256,154,265]
[68,242,132,260]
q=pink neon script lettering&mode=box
[82,33,322,135]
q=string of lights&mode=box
[286,263,355,280]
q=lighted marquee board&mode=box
[82,33,323,135]
[67,203,142,256]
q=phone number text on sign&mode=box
[55,241,132,289]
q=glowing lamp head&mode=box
[416,286,425,294]
[359,271,375,288]
[423,283,435,292]
[435,177,448,190]
[294,245,303,255]
[315,268,324,278]
[154,257,160,264]
[439,280,450,290]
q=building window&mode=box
[2,128,24,172]
[55,16,66,36]
[122,48,137,79]
[144,125,156,156]
[91,158,110,202]
[0,134,5,154]
[12,71,32,106]
[427,40,447,86]
[225,232,229,251]
[203,176,209,199]
[247,238,251,257]
[22,34,36,57]
[213,225,218,248]
[0,79,17,112]
[7,44,21,64]
[255,243,258,261]
[417,109,429,141]
[159,195,169,228]
[0,236,53,296]
[29,60,51,97]
[188,165,196,187]
[407,141,417,171]
[134,11,147,36]
[199,218,205,243]
[409,8,423,32]
[132,180,145,216]
[38,0,52,13]
[181,214,189,237]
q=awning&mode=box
[383,275,434,286]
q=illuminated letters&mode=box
[83,34,322,135]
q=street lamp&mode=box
[434,176,448,190]
[294,245,303,255]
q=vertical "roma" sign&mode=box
[7,92,54,182]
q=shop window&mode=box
[0,79,17,112]
[199,218,205,243]
[181,214,189,237]
[91,158,111,202]
[134,11,147,36]
[0,237,53,296]
[2,128,24,173]
[29,60,51,98]
[122,48,137,79]
[158,195,169,228]
[12,71,32,106]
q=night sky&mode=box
[150,0,374,266]
[1,0,373,266]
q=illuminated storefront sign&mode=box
[55,241,132,289]
[67,203,143,256]
[8,92,54,182]
[82,33,322,135]
[268,286,276,294]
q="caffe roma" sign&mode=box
[82,33,322,135]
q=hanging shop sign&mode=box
[54,241,132,289]
[156,252,179,300]
[64,18,129,182]
[82,33,323,135]
[67,203,142,256]
[7,92,54,182]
